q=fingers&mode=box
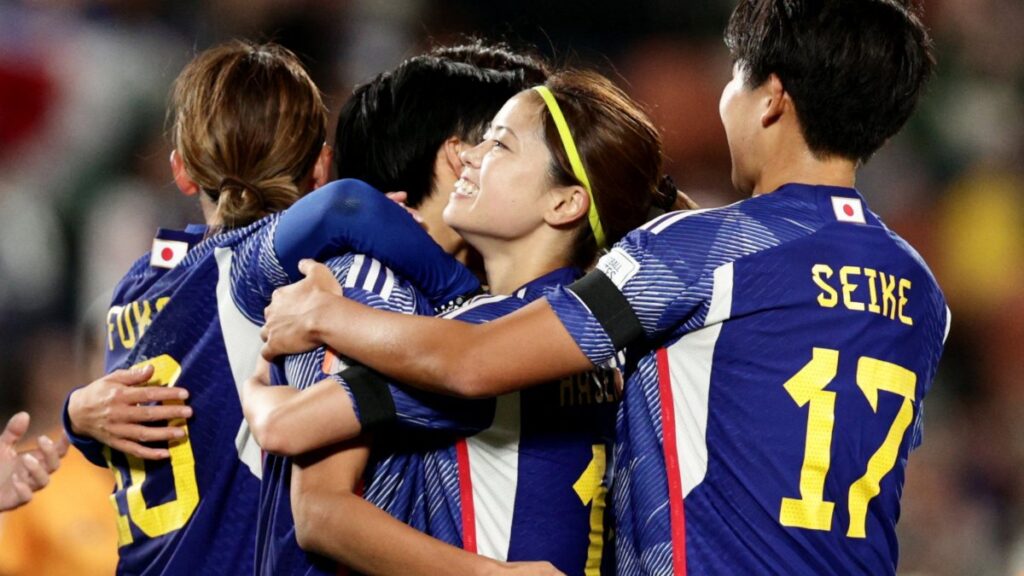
[119,385,189,406]
[110,423,187,444]
[34,435,62,472]
[385,191,408,203]
[11,477,33,506]
[107,438,171,461]
[18,453,50,490]
[1,412,30,448]
[121,403,193,423]
[106,364,156,385]
[261,341,278,362]
[297,259,317,277]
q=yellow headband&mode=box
[532,85,607,249]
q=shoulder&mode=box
[324,253,426,312]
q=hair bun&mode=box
[220,175,267,206]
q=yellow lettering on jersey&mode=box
[812,265,912,326]
[102,446,135,547]
[107,296,171,351]
[862,268,881,314]
[780,348,839,531]
[573,445,608,575]
[839,266,865,311]
[847,357,916,538]
[101,355,199,546]
[898,279,913,326]
[879,272,897,321]
[811,265,838,308]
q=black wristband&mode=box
[567,270,644,351]
[340,364,397,431]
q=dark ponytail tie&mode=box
[646,174,679,221]
[656,174,679,209]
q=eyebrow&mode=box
[491,124,520,143]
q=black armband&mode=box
[339,364,397,431]
[567,270,644,351]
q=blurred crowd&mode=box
[0,0,1020,574]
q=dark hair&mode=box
[532,70,675,269]
[171,40,327,229]
[724,0,935,163]
[333,42,549,208]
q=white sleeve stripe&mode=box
[641,208,715,235]
[363,258,381,292]
[345,254,365,288]
[381,267,395,301]
[943,305,952,345]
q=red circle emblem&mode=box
[843,204,855,217]
[161,247,175,261]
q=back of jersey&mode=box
[99,223,272,575]
[634,186,949,574]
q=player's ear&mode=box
[544,184,589,227]
[310,143,333,190]
[170,150,200,197]
[440,136,465,179]
[761,73,787,128]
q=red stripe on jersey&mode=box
[455,438,477,553]
[656,347,687,574]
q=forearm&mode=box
[309,296,592,398]
[292,449,500,576]
[296,486,502,576]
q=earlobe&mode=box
[761,73,787,128]
[170,150,200,196]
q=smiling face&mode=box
[443,92,557,245]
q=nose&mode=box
[459,140,487,168]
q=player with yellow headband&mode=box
[244,68,692,573]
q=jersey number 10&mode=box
[779,347,916,539]
[104,355,200,546]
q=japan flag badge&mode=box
[831,196,866,224]
[150,238,189,269]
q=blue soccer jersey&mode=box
[66,217,287,576]
[255,253,434,576]
[546,184,950,575]
[344,267,619,575]
[62,179,476,575]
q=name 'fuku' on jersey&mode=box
[67,216,291,576]
[546,184,950,575]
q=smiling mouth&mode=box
[453,178,478,198]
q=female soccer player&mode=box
[60,41,479,575]
[261,1,950,574]
[245,69,689,574]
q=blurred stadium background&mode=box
[0,0,1021,574]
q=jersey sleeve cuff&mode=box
[61,388,109,468]
[546,278,620,366]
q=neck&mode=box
[751,131,857,196]
[468,229,572,295]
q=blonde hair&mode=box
[171,40,327,229]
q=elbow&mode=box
[250,408,299,457]
[444,359,492,399]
